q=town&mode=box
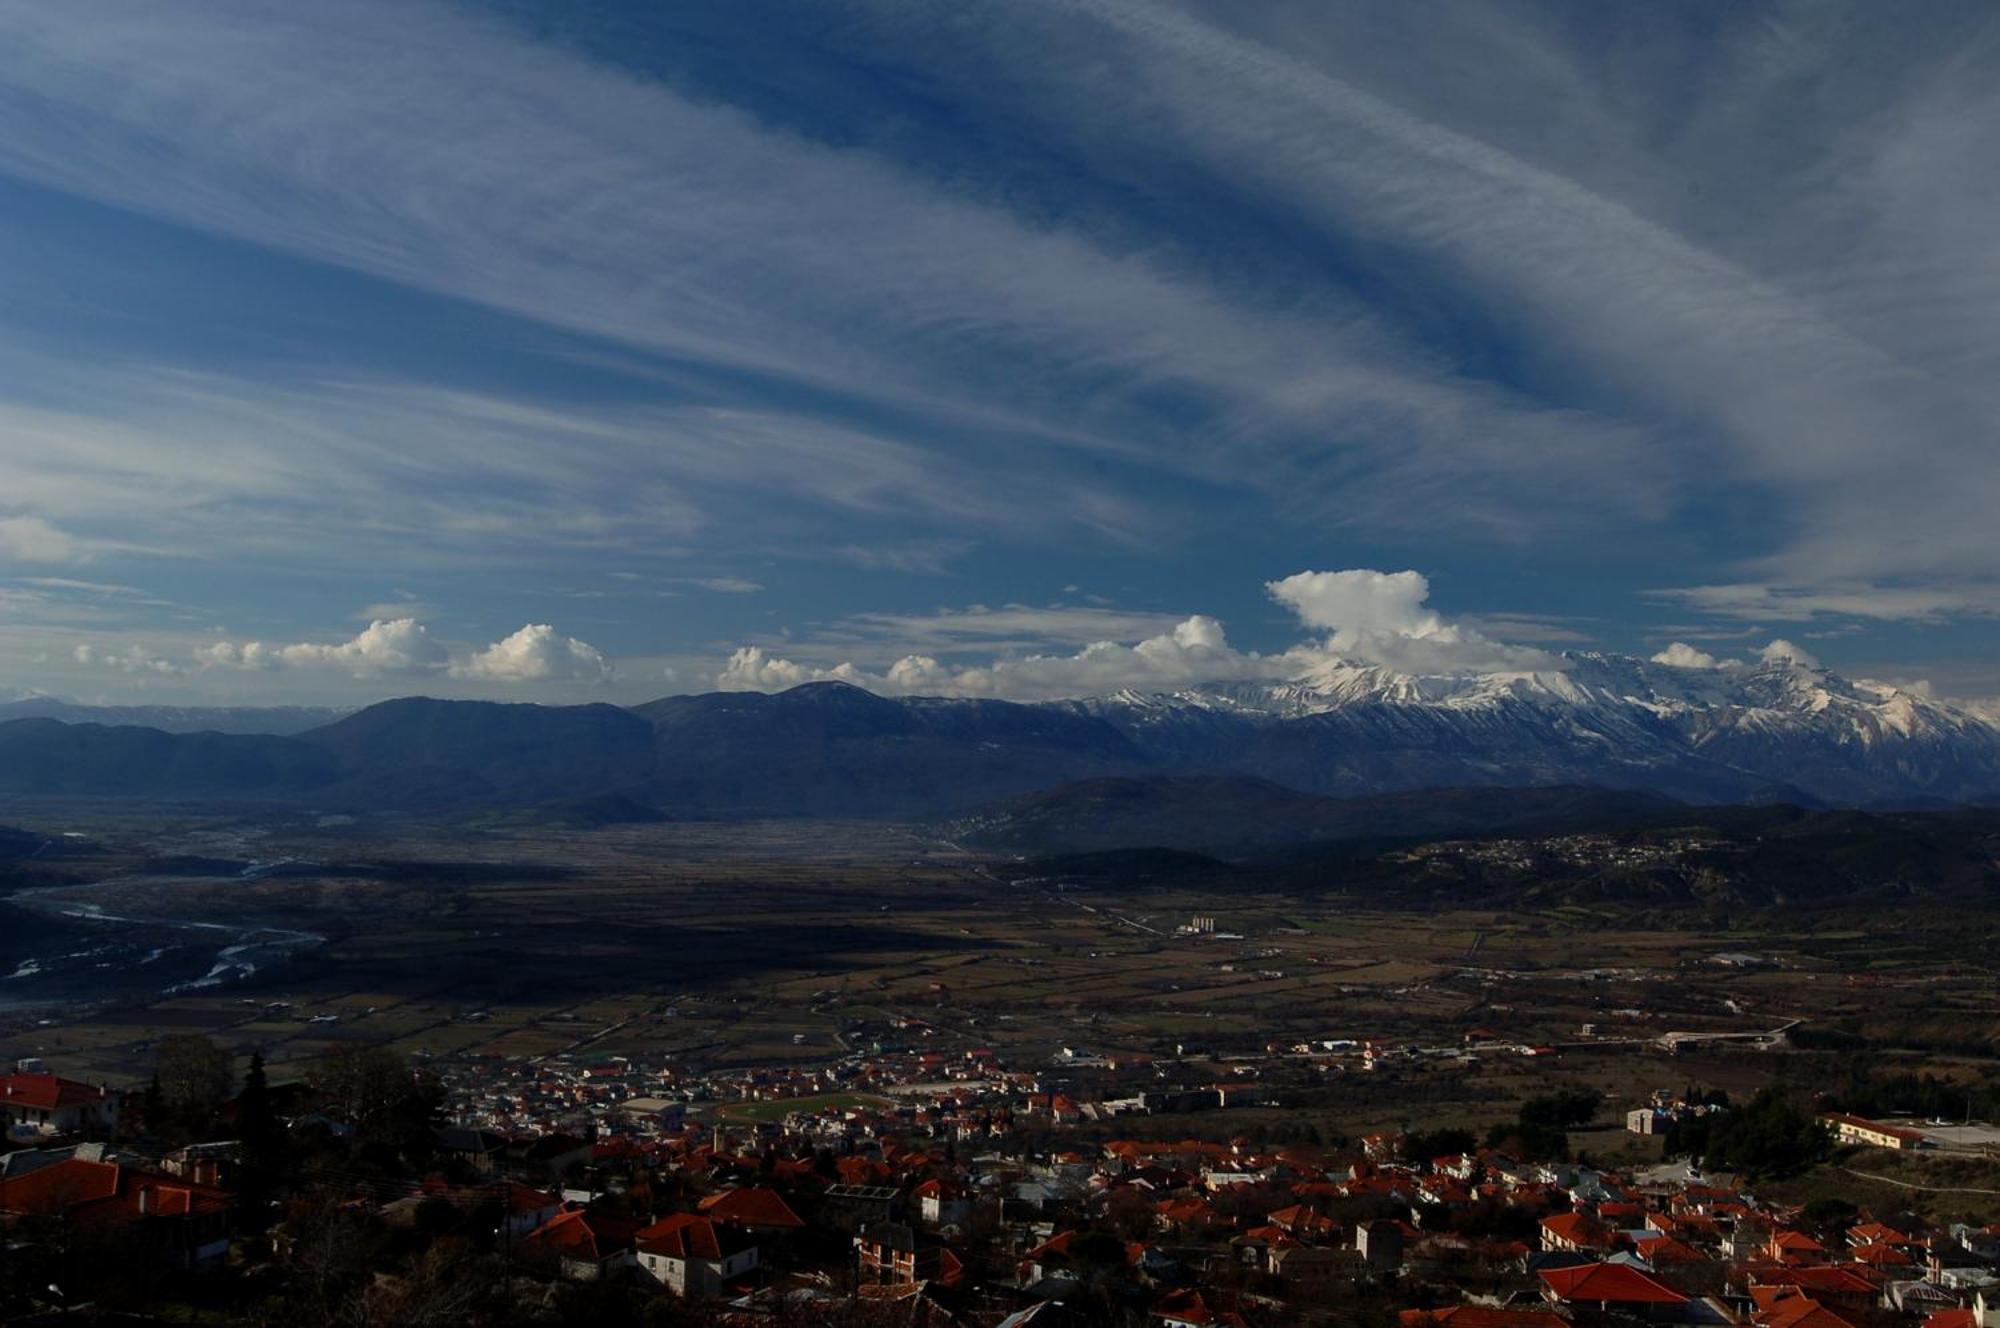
[7,993,2000,1327]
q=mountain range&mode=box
[0,695,344,735]
[3,653,1998,817]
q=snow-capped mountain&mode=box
[5,655,1997,814]
[1057,653,2000,806]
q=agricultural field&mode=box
[3,802,1998,1133]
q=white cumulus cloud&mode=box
[1266,569,1559,675]
[72,642,180,675]
[715,569,1561,700]
[716,646,868,692]
[1759,638,1821,669]
[199,617,449,676]
[715,615,1275,701]
[1650,642,1728,669]
[456,624,613,683]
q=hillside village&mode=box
[7,1030,2000,1328]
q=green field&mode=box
[716,1092,893,1122]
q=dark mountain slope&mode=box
[297,697,656,806]
[0,698,343,736]
[1265,803,2000,908]
[635,681,1146,817]
[0,718,338,798]
[950,775,1682,857]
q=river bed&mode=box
[0,868,325,1012]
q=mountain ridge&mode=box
[0,652,1995,814]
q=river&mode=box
[0,865,326,1013]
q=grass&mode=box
[716,1092,892,1122]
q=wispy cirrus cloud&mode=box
[0,0,1670,548]
[1,2,1999,701]
[0,354,1128,574]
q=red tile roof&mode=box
[522,1208,641,1263]
[1400,1308,1568,1328]
[636,1212,754,1262]
[1539,1211,1612,1248]
[1539,1262,1689,1305]
[1757,1294,1860,1328]
[0,1072,114,1112]
[697,1186,805,1229]
[0,1159,228,1226]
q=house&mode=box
[635,1212,758,1296]
[1628,1108,1673,1136]
[1271,1243,1357,1287]
[499,1181,564,1238]
[1768,1229,1826,1264]
[0,1157,231,1269]
[1539,1262,1688,1320]
[508,1132,593,1179]
[697,1185,806,1233]
[914,1176,972,1228]
[999,1305,1083,1328]
[1357,1219,1405,1271]
[1819,1113,1924,1150]
[1401,1308,1569,1328]
[436,1126,509,1175]
[0,1071,120,1138]
[1752,1289,1860,1328]
[1540,1211,1614,1253]
[1019,1229,1098,1285]
[1747,1266,1878,1312]
[520,1208,642,1280]
[1153,1287,1250,1327]
[858,1220,953,1285]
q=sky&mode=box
[2,1,1999,708]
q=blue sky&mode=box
[2,0,1998,706]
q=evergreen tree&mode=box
[237,1052,280,1234]
[139,1071,165,1136]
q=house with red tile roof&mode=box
[860,1220,959,1287]
[1922,1312,1975,1328]
[1818,1113,1924,1150]
[1153,1287,1250,1327]
[0,1157,230,1268]
[520,1208,642,1281]
[1753,1287,1860,1328]
[1400,1307,1568,1328]
[1746,1263,1880,1308]
[635,1212,759,1296]
[0,1071,120,1137]
[697,1185,805,1231]
[1539,1261,1688,1317]
[1768,1229,1826,1264]
[1540,1210,1613,1253]
[914,1176,972,1228]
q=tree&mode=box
[309,1045,445,1170]
[136,1071,165,1136]
[236,1051,281,1233]
[154,1034,233,1138]
[1671,1088,1828,1180]
[239,1052,275,1152]
[1404,1128,1477,1162]
[1518,1089,1600,1129]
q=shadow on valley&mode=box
[165,918,996,1008]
